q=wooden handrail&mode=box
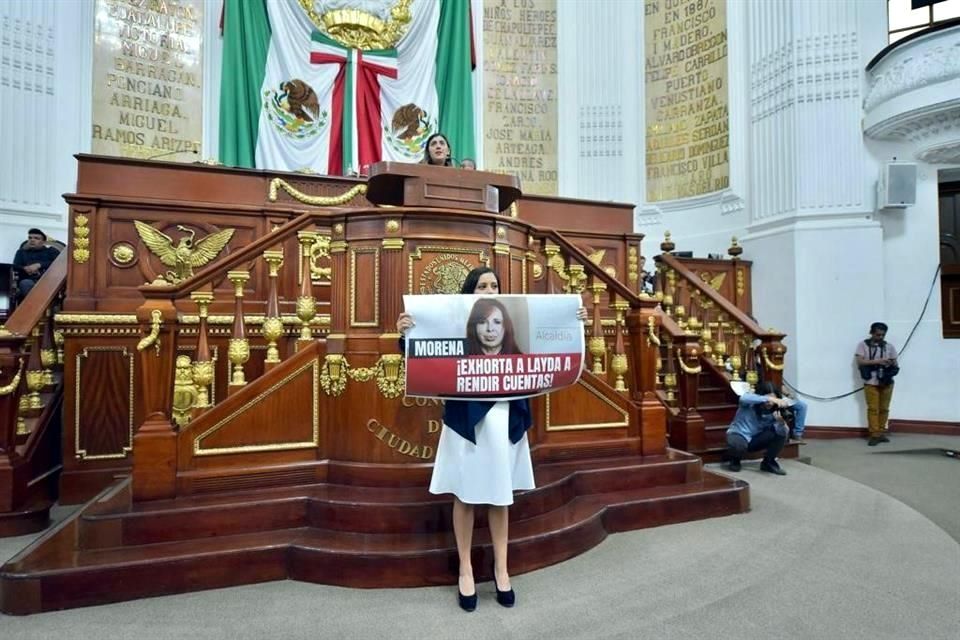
[658,252,781,340]
[540,230,643,305]
[1,251,67,338]
[137,206,653,310]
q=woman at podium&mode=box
[421,132,454,166]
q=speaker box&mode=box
[879,162,917,208]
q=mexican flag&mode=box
[219,0,475,175]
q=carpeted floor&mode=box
[802,433,960,542]
[1,451,958,639]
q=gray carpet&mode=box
[802,434,960,542]
[1,461,958,639]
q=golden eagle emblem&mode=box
[700,271,727,291]
[134,222,235,284]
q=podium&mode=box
[0,155,749,615]
[366,162,522,213]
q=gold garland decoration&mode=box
[0,358,25,396]
[761,347,785,371]
[675,348,702,375]
[268,178,367,206]
[318,354,406,399]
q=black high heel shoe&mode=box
[492,564,516,608]
[458,576,477,612]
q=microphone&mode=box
[145,148,200,161]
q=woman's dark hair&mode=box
[465,298,521,356]
[460,266,498,295]
[422,132,452,166]
[755,380,782,398]
[870,322,888,333]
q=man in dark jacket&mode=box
[13,228,59,298]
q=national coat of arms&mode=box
[263,79,329,139]
[134,222,235,284]
[384,103,437,159]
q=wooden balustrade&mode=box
[0,251,66,533]
[657,251,786,389]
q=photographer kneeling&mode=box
[725,381,791,476]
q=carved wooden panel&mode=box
[349,246,380,327]
[75,346,134,460]
[194,359,318,455]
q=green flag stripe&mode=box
[435,0,475,162]
[219,0,271,168]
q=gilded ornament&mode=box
[228,338,251,385]
[333,223,345,236]
[25,370,45,409]
[700,271,727,291]
[192,360,214,408]
[0,358,24,396]
[263,316,285,363]
[676,348,703,375]
[544,246,587,293]
[111,242,136,265]
[72,214,91,264]
[418,254,473,294]
[385,219,400,234]
[136,310,163,354]
[298,0,413,50]
[297,296,317,340]
[269,178,367,206]
[134,222,235,284]
[610,354,629,392]
[171,355,199,428]
[496,226,507,240]
[532,262,544,280]
[588,336,606,374]
[320,354,348,396]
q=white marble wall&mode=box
[0,0,224,262]
[556,0,642,209]
[0,0,92,259]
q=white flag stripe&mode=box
[256,0,336,174]
[379,0,441,163]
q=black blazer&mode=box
[400,337,533,444]
[442,398,532,445]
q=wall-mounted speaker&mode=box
[878,162,917,208]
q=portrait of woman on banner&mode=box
[464,297,523,357]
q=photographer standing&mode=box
[855,322,899,447]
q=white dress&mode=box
[428,401,535,506]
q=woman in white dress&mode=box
[397,267,586,612]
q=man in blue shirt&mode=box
[725,381,791,475]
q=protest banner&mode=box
[403,294,584,400]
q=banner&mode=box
[403,294,584,400]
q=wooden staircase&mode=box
[1,451,747,614]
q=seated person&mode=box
[780,388,808,441]
[13,228,60,298]
[725,381,791,475]
[460,158,476,170]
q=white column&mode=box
[742,0,887,428]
